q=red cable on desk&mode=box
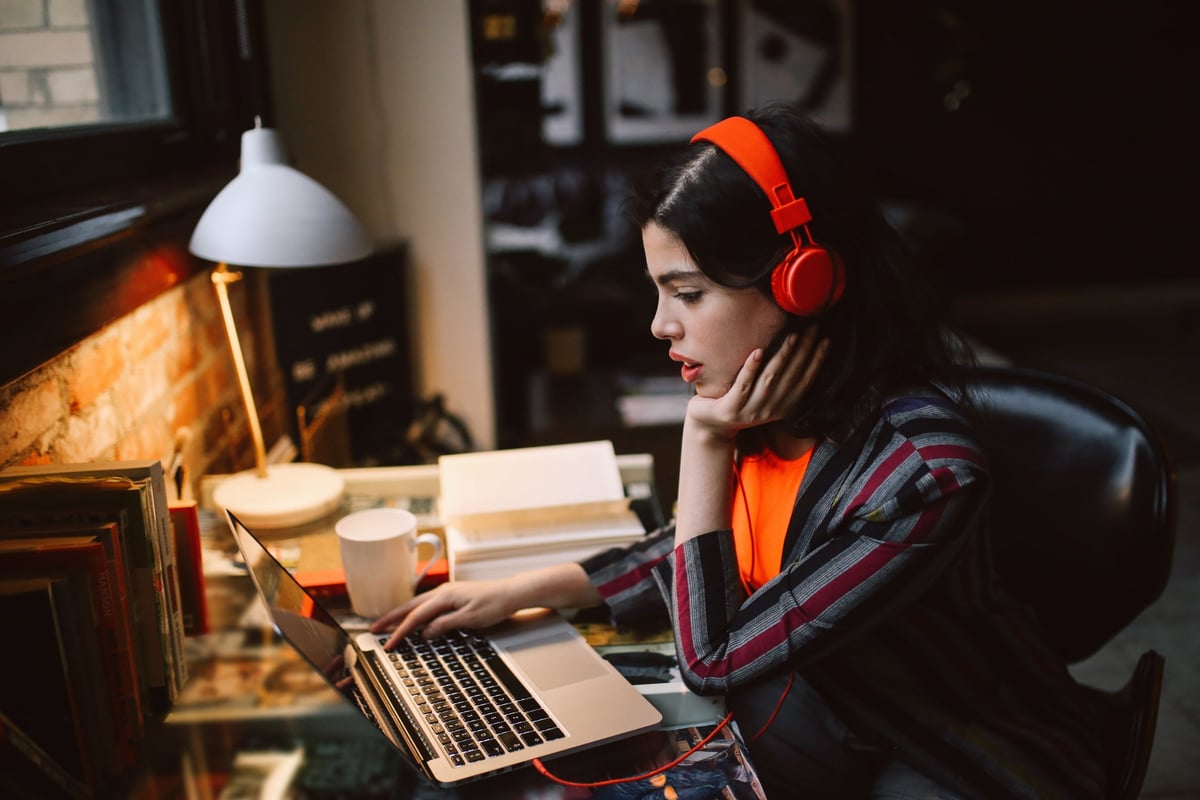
[531,710,736,788]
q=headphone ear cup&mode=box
[770,246,846,316]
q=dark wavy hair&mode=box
[630,102,972,444]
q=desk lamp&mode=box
[189,118,373,528]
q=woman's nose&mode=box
[650,303,679,341]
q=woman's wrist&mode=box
[682,413,739,452]
[508,562,601,611]
[675,417,739,545]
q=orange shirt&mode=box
[732,446,812,592]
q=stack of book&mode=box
[439,441,648,582]
[0,461,197,797]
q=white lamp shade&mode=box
[189,127,373,267]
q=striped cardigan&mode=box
[580,389,1108,799]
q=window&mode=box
[0,0,171,134]
[0,0,267,224]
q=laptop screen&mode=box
[231,514,356,695]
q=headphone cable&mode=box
[531,709,736,788]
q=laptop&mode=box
[226,510,663,787]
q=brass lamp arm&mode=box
[212,262,269,479]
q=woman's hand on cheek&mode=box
[686,326,829,439]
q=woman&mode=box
[372,103,1107,798]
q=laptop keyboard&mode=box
[384,629,566,767]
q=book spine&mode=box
[123,478,176,711]
[169,502,209,636]
[112,487,170,710]
[87,556,139,769]
[103,518,161,714]
[143,468,188,701]
[129,564,168,709]
[96,529,146,743]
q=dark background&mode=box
[852,1,1198,290]
[468,0,1199,504]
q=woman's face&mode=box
[644,222,788,399]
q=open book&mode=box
[439,441,647,581]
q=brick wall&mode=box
[0,267,289,498]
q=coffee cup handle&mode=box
[412,532,445,589]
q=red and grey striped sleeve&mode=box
[578,523,677,630]
[665,396,990,694]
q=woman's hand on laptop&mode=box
[372,579,518,647]
[371,562,602,649]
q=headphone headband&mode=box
[690,115,845,316]
[691,116,812,235]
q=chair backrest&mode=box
[963,365,1177,663]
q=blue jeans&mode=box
[727,672,969,799]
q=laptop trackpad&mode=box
[508,631,608,690]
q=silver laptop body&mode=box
[227,510,662,787]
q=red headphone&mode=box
[691,116,845,316]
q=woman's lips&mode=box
[670,352,701,383]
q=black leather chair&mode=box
[964,365,1177,800]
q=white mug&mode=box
[334,508,444,617]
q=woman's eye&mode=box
[674,291,702,304]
